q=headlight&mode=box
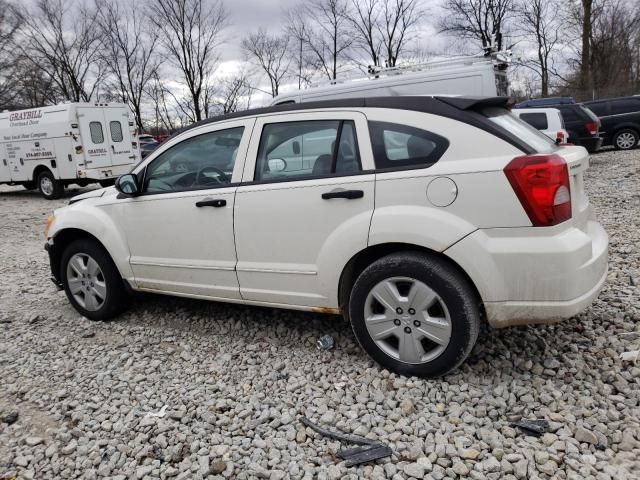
[44,214,55,238]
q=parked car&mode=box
[516,101,602,152]
[44,96,608,378]
[140,142,159,158]
[512,108,569,144]
[138,134,158,145]
[154,134,170,144]
[584,96,640,150]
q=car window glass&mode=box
[519,112,548,130]
[89,122,104,144]
[110,121,123,142]
[369,121,448,169]
[485,108,557,154]
[255,120,360,181]
[559,106,580,122]
[143,127,244,193]
[586,102,608,116]
[610,100,640,115]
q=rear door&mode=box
[234,111,375,308]
[77,108,110,168]
[104,108,136,167]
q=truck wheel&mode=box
[348,252,480,378]
[613,129,639,150]
[37,170,63,200]
[60,238,129,321]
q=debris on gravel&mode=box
[0,149,639,479]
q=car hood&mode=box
[68,187,117,205]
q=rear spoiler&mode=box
[435,96,515,111]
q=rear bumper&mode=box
[445,219,609,328]
[80,163,133,180]
[575,136,603,152]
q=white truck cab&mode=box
[0,103,140,199]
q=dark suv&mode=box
[515,100,603,152]
[584,96,640,150]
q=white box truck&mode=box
[0,103,140,199]
[271,51,511,105]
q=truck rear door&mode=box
[77,108,111,169]
[103,108,136,167]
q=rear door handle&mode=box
[195,198,226,208]
[321,189,364,200]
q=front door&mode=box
[234,112,375,308]
[77,108,111,168]
[115,119,254,299]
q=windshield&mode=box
[483,107,558,154]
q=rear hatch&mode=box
[554,145,590,231]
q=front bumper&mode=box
[45,240,63,290]
[445,219,609,328]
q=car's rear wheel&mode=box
[348,252,480,378]
[60,239,129,321]
[613,129,639,150]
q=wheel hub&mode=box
[364,276,452,365]
[40,177,54,196]
[66,253,106,312]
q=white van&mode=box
[271,52,511,105]
[0,103,140,199]
[512,108,569,144]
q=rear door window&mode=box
[519,112,548,130]
[368,121,449,169]
[485,108,557,153]
[609,99,640,115]
[586,102,609,116]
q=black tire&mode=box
[99,179,115,188]
[37,170,64,200]
[22,181,37,190]
[60,238,129,321]
[347,252,480,378]
[613,129,639,150]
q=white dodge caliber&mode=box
[45,97,608,377]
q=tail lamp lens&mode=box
[585,122,598,136]
[504,154,572,226]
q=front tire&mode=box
[37,170,63,199]
[60,239,129,321]
[348,252,480,378]
[613,129,639,150]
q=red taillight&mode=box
[504,154,572,226]
[556,131,565,143]
[132,142,138,149]
[585,121,598,136]
[75,145,83,154]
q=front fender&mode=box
[48,203,133,281]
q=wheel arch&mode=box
[338,242,484,318]
[33,164,53,182]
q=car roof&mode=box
[584,95,639,104]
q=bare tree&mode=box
[303,0,354,80]
[439,0,515,52]
[348,0,382,67]
[20,0,104,102]
[210,72,252,114]
[96,0,159,131]
[0,1,23,107]
[379,0,423,66]
[151,0,228,122]
[242,29,291,97]
[285,8,315,89]
[517,0,562,96]
[146,73,177,133]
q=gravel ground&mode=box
[0,148,639,480]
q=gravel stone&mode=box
[0,149,639,479]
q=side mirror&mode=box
[292,140,301,155]
[267,158,287,172]
[115,173,140,196]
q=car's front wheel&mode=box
[60,239,129,321]
[348,252,480,378]
[613,129,639,150]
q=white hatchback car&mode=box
[512,107,569,144]
[45,97,608,377]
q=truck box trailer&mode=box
[0,103,140,199]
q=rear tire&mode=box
[60,239,129,321]
[613,129,639,150]
[347,252,480,378]
[37,170,63,200]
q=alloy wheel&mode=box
[616,132,636,149]
[66,253,107,311]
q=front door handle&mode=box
[321,189,364,200]
[195,198,226,208]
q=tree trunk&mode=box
[580,0,592,93]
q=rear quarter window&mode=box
[519,112,548,130]
[368,121,449,170]
[484,107,558,154]
[609,99,640,115]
